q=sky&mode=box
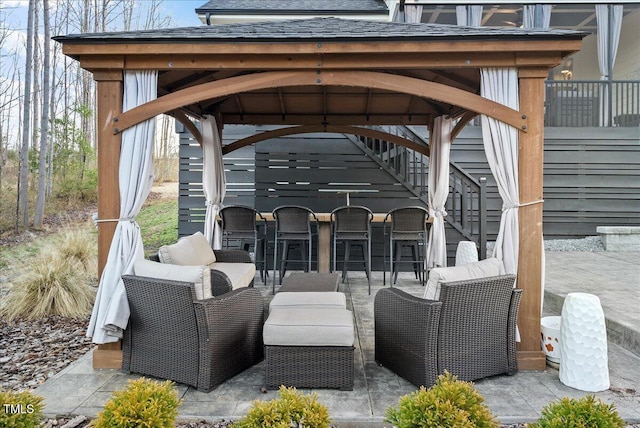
[0,0,208,148]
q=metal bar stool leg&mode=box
[342,241,350,283]
[272,235,279,294]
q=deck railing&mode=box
[545,80,639,127]
[467,80,639,128]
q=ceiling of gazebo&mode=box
[156,68,480,125]
[55,17,586,128]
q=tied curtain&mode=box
[596,4,623,126]
[87,70,157,344]
[523,4,552,29]
[426,116,454,269]
[404,5,423,24]
[480,68,519,276]
[456,5,483,26]
[202,115,226,249]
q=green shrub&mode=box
[232,386,331,428]
[0,389,45,428]
[385,372,498,428]
[530,395,625,428]
[91,378,181,428]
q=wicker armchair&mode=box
[122,274,264,392]
[149,249,254,296]
[374,274,521,388]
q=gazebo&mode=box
[54,17,585,370]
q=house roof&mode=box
[195,0,388,15]
[54,16,585,44]
[54,17,585,128]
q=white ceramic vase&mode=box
[541,315,561,364]
[559,292,609,392]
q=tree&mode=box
[34,0,51,229]
[18,0,35,230]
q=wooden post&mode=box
[93,71,124,369]
[516,68,547,370]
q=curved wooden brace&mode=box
[222,124,430,156]
[451,111,478,141]
[113,70,527,135]
[169,109,202,147]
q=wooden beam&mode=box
[451,111,478,141]
[169,109,202,146]
[220,113,432,126]
[79,52,570,72]
[516,69,547,371]
[221,124,430,156]
[113,70,527,135]
[94,73,124,369]
[62,39,584,57]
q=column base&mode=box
[517,350,547,371]
[93,342,123,369]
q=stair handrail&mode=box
[349,125,487,259]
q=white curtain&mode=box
[596,4,623,126]
[202,115,226,249]
[523,4,552,29]
[456,5,483,26]
[87,70,157,344]
[426,116,453,269]
[480,68,520,276]
[405,5,423,23]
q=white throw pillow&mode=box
[133,259,212,300]
[158,231,216,266]
[423,257,502,300]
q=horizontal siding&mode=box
[452,126,640,239]
[255,133,426,214]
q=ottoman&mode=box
[278,272,340,293]
[263,307,355,390]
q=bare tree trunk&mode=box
[34,0,51,229]
[18,0,35,229]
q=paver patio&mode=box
[36,251,640,426]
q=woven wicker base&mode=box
[265,345,354,390]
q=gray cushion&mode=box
[423,257,502,300]
[133,259,212,300]
[269,292,346,311]
[263,308,354,347]
[210,262,256,290]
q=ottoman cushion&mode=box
[269,292,346,311]
[263,308,354,347]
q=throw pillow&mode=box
[423,257,502,300]
[158,231,216,266]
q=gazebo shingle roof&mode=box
[54,16,586,43]
[195,0,387,14]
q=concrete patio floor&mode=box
[36,251,640,426]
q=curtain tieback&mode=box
[93,216,136,224]
[205,201,222,210]
[429,208,448,218]
[502,199,544,211]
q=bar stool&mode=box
[383,206,429,286]
[272,205,318,293]
[330,205,373,295]
[219,205,268,284]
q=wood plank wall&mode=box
[178,124,639,257]
[451,126,640,238]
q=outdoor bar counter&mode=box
[260,212,432,273]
